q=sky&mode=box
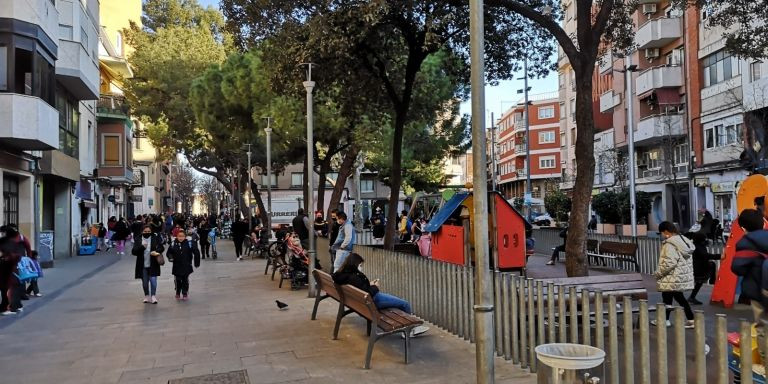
[196,0,559,123]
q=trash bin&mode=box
[535,343,606,384]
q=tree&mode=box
[173,164,198,214]
[544,190,572,223]
[220,0,549,250]
[697,0,768,61]
[592,190,652,225]
[198,176,221,215]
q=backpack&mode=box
[405,219,413,234]
[14,256,38,282]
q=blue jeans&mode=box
[141,268,157,296]
[373,292,412,314]
[333,250,351,272]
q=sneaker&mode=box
[237,257,242,261]
[151,296,158,304]
[650,319,671,327]
[1,311,16,316]
[546,261,555,266]
[685,320,695,329]
[175,295,180,300]
[143,296,150,303]
[34,293,42,297]
[182,295,188,301]
[15,307,23,312]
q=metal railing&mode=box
[317,237,753,383]
[97,94,130,116]
[533,228,725,275]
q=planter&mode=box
[621,224,648,236]
[597,224,615,234]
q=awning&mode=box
[424,192,470,233]
[81,201,98,209]
[656,88,681,105]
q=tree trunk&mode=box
[316,164,329,217]
[384,111,407,250]
[328,146,359,235]
[565,64,597,277]
[249,179,269,228]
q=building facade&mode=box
[496,94,562,205]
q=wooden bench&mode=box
[542,273,648,300]
[311,270,425,369]
[587,240,639,272]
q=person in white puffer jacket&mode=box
[652,221,696,328]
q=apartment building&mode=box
[96,0,142,221]
[496,93,561,203]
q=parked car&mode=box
[531,213,553,226]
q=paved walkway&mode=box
[0,241,535,384]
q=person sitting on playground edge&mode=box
[732,208,768,362]
[546,226,567,265]
[332,252,428,337]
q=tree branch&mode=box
[591,0,616,55]
[486,0,580,60]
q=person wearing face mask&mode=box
[166,229,200,300]
[331,211,355,272]
[132,225,165,304]
[332,253,428,337]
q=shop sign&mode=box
[131,195,143,202]
[694,177,710,187]
[711,181,737,193]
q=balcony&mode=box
[56,40,99,100]
[599,52,613,74]
[514,144,527,154]
[98,95,130,119]
[634,113,685,146]
[0,0,59,48]
[636,17,682,49]
[98,165,135,186]
[635,66,683,95]
[0,94,58,150]
[599,90,621,113]
[744,76,768,112]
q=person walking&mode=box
[133,225,165,304]
[398,210,411,243]
[547,226,568,265]
[687,232,721,305]
[652,221,695,328]
[198,221,211,260]
[292,208,312,250]
[371,207,386,244]
[0,225,28,315]
[112,217,130,255]
[588,215,597,233]
[231,217,249,261]
[167,229,200,300]
[331,211,356,272]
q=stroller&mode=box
[208,227,218,259]
[279,233,311,290]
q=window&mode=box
[539,156,556,169]
[751,61,763,82]
[115,32,123,57]
[134,137,141,150]
[103,135,120,166]
[569,99,576,121]
[57,90,79,157]
[570,128,576,146]
[325,172,338,188]
[261,174,277,187]
[539,131,556,144]
[59,25,73,40]
[0,46,6,90]
[361,179,374,193]
[559,73,565,89]
[705,121,743,149]
[3,175,19,227]
[291,172,303,188]
[666,47,684,66]
[702,51,741,87]
[538,106,555,119]
[673,144,687,166]
[81,27,88,50]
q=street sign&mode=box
[107,195,116,203]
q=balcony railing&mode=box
[635,17,682,49]
[97,95,130,117]
[635,66,683,95]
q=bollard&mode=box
[520,277,528,369]
[495,271,503,356]
[672,308,686,384]
[547,282,555,344]
[461,265,469,340]
[594,290,605,352]
[527,278,536,373]
[694,310,706,384]
[656,303,668,384]
[468,266,476,343]
[537,280,545,347]
[558,285,566,343]
[715,314,728,384]
[638,300,650,384]
[740,320,754,384]
[622,296,635,384]
[502,274,512,360]
[511,275,520,364]
[582,289,591,346]
[569,286,578,344]
[607,295,619,384]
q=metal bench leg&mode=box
[364,331,377,369]
[311,293,326,320]
[366,320,372,336]
[403,328,412,364]
[264,258,271,275]
[333,302,345,340]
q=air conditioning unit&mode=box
[642,3,657,15]
[645,48,660,60]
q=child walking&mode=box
[166,229,200,300]
[25,251,43,297]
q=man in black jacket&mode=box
[292,208,311,250]
[231,218,249,261]
[547,227,568,265]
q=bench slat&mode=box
[542,273,644,286]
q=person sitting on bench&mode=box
[547,226,568,265]
[332,252,429,337]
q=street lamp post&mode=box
[518,59,532,221]
[245,143,253,234]
[620,56,639,237]
[469,0,495,382]
[264,117,273,239]
[301,63,318,298]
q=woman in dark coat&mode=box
[133,225,164,304]
[166,229,200,300]
[687,231,721,305]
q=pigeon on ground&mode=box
[276,300,289,310]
